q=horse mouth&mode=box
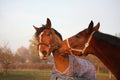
[42,56,48,60]
[39,55,48,60]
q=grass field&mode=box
[0,69,51,80]
[0,69,116,80]
[97,72,116,80]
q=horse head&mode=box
[33,18,62,60]
[58,21,100,56]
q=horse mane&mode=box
[34,25,63,40]
[93,31,120,47]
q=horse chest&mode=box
[51,55,97,80]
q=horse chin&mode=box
[42,57,48,60]
[39,56,48,60]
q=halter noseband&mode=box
[66,31,95,56]
[38,42,51,48]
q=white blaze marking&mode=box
[39,45,44,59]
[38,32,44,59]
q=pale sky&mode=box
[0,0,120,52]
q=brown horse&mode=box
[33,18,97,80]
[58,21,120,79]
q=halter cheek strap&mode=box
[66,31,95,56]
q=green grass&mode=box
[0,69,117,80]
[0,69,51,80]
[97,72,116,80]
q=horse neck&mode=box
[52,34,69,73]
[90,32,120,79]
[91,32,120,60]
[52,50,69,73]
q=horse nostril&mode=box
[42,50,47,56]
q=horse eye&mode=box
[57,45,61,48]
[76,35,80,38]
[46,32,51,36]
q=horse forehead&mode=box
[42,29,53,34]
[39,32,44,38]
[38,29,48,37]
[38,29,53,40]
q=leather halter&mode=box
[38,42,51,48]
[38,31,59,51]
[66,31,95,56]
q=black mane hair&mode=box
[34,25,63,40]
[93,31,120,47]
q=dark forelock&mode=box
[34,25,63,40]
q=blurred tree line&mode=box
[0,37,53,74]
[0,38,53,64]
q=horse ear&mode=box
[88,20,94,33]
[94,22,100,31]
[33,25,39,31]
[46,18,51,28]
